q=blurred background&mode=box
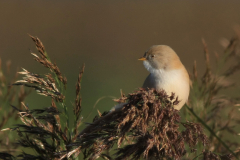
[1,0,240,123]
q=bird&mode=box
[138,45,190,110]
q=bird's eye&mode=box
[151,55,155,58]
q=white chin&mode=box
[143,61,159,74]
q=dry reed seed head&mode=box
[224,62,240,77]
[0,68,30,129]
[113,95,128,104]
[15,68,65,102]
[74,64,85,122]
[225,37,238,54]
[51,98,61,131]
[181,122,209,148]
[34,56,67,85]
[71,89,208,160]
[29,35,67,88]
[193,60,198,81]
[6,60,11,74]
[202,39,210,68]
[201,39,213,88]
[45,73,55,84]
[219,38,240,77]
[29,35,46,58]
[9,103,70,158]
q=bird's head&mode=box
[139,45,183,74]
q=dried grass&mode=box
[186,31,240,159]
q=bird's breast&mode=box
[143,68,189,110]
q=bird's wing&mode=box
[142,74,155,89]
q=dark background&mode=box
[1,1,240,122]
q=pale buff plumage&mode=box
[111,45,189,112]
[139,45,190,110]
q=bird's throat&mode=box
[143,60,164,76]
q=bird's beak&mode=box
[138,57,146,61]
